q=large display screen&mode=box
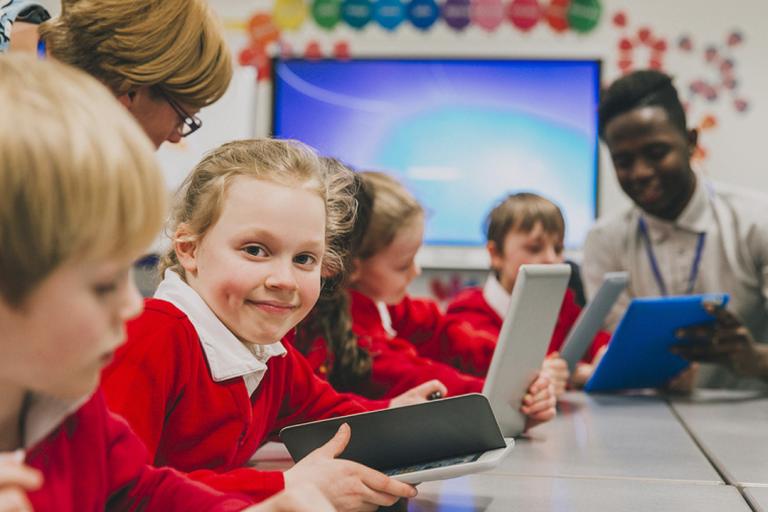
[273,58,600,249]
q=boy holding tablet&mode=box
[438,193,609,392]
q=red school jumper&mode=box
[301,290,483,399]
[101,298,368,503]
[25,390,250,511]
[439,287,611,376]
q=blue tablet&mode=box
[584,294,729,392]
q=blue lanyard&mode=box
[36,38,46,58]
[638,217,706,296]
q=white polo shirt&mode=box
[583,176,768,389]
[154,270,286,396]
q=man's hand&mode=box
[672,304,768,380]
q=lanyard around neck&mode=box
[638,217,706,296]
[36,38,46,58]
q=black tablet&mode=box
[279,393,513,483]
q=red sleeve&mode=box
[102,307,286,503]
[367,336,484,399]
[104,400,252,511]
[547,289,583,354]
[336,391,390,410]
[183,468,284,503]
[286,333,391,410]
[584,330,611,363]
[273,345,370,432]
[102,314,190,460]
[388,296,444,356]
[435,317,497,377]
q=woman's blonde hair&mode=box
[160,139,355,280]
[356,171,423,259]
[0,54,166,306]
[485,192,565,253]
[39,0,232,108]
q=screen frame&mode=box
[270,56,601,268]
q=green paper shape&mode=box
[567,0,601,33]
[313,0,342,29]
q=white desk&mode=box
[495,392,722,483]
[668,389,768,486]
[744,487,768,512]
[406,474,749,512]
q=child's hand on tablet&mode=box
[0,451,42,512]
[541,353,569,397]
[570,345,608,388]
[245,483,335,512]
[520,373,557,431]
[389,380,448,408]
[284,423,417,511]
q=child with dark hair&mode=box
[583,69,768,390]
[436,193,610,392]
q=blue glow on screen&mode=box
[273,59,599,248]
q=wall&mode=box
[34,0,768,296]
[37,0,767,217]
[210,0,768,221]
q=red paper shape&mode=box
[333,40,351,60]
[544,0,569,33]
[612,11,626,27]
[305,40,323,59]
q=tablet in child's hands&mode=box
[279,393,514,484]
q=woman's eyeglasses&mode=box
[160,91,202,137]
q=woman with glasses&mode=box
[1,0,230,148]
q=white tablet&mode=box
[482,264,571,437]
[386,438,514,484]
[560,271,628,372]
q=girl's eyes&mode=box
[243,245,319,267]
[294,253,318,266]
[243,245,268,257]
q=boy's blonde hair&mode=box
[0,54,166,306]
[485,192,565,253]
[39,0,232,109]
[160,139,355,279]
[357,172,423,259]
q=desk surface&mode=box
[745,487,768,512]
[668,389,768,486]
[494,392,722,483]
[406,474,748,512]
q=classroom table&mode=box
[255,390,768,510]
[406,474,749,512]
[744,487,768,512]
[668,389,768,486]
[494,391,723,484]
